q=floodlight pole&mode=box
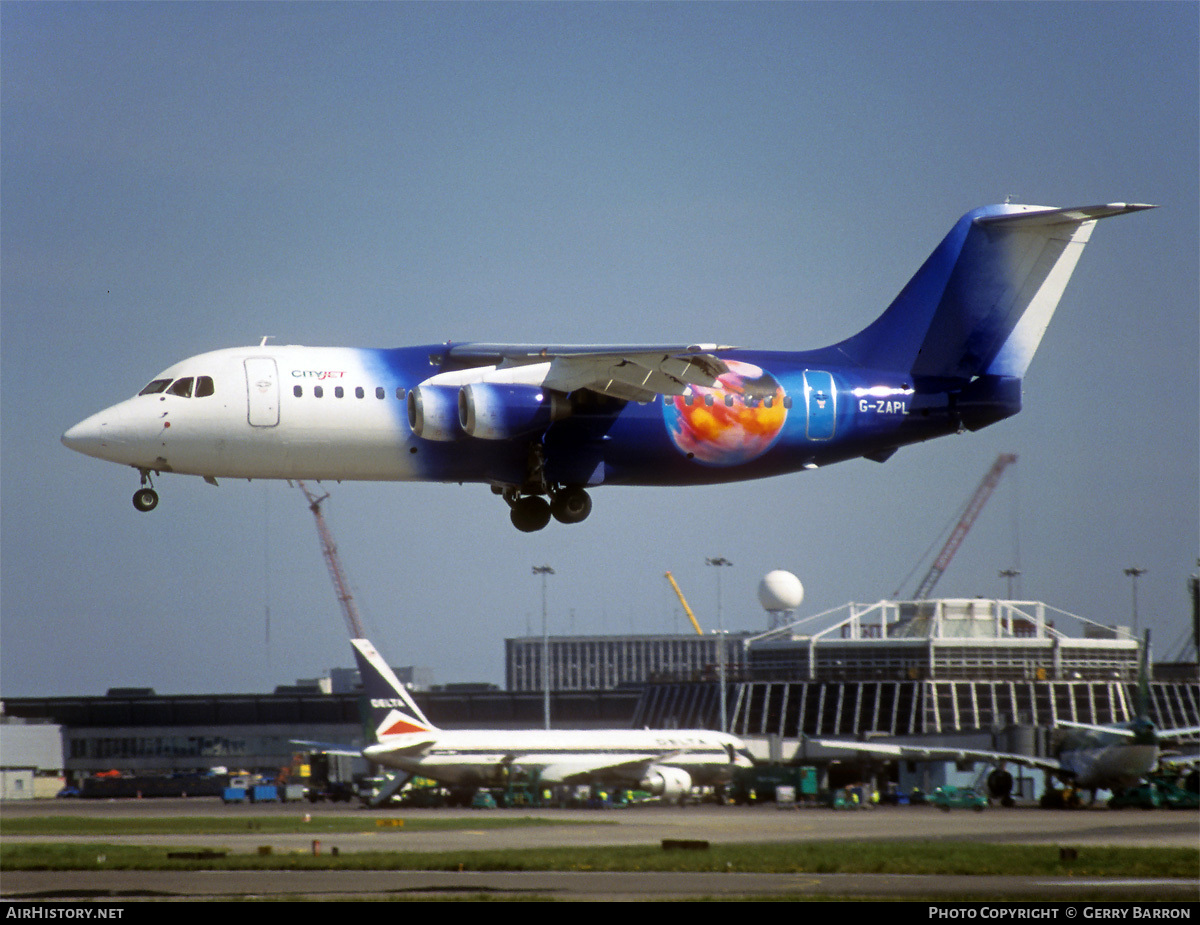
[706,556,733,734]
[1124,567,1147,638]
[999,568,1021,600]
[533,565,555,729]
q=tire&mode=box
[132,488,159,512]
[510,496,551,532]
[551,487,592,524]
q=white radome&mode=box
[757,570,804,612]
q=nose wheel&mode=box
[133,469,159,512]
[133,488,159,512]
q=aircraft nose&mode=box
[61,410,121,458]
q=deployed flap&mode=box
[444,343,731,402]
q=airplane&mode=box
[346,636,754,803]
[805,634,1200,806]
[62,202,1154,531]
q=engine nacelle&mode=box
[639,765,692,802]
[407,385,462,441]
[458,383,568,440]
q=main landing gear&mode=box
[503,485,593,532]
[499,442,593,532]
[132,469,159,512]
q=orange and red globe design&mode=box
[663,360,788,465]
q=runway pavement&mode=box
[2,799,1197,901]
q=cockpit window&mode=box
[167,377,194,398]
[138,378,172,396]
[195,376,215,397]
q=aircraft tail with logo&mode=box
[352,638,440,750]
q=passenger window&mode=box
[195,376,215,398]
[395,387,405,400]
[294,385,303,398]
[167,377,194,398]
[355,386,365,399]
[376,387,385,399]
[314,386,324,398]
[335,386,344,398]
[138,379,172,396]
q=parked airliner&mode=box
[807,634,1199,804]
[62,202,1152,530]
[349,637,753,802]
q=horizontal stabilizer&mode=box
[831,202,1156,382]
[977,203,1156,227]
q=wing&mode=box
[806,736,1063,776]
[290,739,361,757]
[1159,725,1200,740]
[516,750,702,784]
[443,343,733,402]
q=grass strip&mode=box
[3,840,1196,878]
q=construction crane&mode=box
[664,571,705,636]
[904,452,1019,600]
[297,480,366,639]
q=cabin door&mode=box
[803,370,836,440]
[244,357,280,427]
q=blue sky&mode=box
[3,2,1197,696]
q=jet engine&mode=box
[639,765,692,802]
[407,385,462,441]
[458,383,568,440]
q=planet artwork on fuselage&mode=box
[663,360,788,465]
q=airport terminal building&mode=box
[2,599,1196,791]
[634,599,1197,744]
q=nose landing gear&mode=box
[133,488,159,512]
[132,470,159,512]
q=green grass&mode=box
[3,840,1196,878]
[0,814,578,837]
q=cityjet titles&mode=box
[292,370,346,379]
[929,910,1190,920]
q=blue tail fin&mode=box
[832,203,1155,384]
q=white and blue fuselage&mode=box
[62,203,1153,530]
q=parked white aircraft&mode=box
[351,637,752,802]
[807,635,1199,803]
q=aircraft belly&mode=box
[160,424,420,481]
[1065,744,1157,789]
